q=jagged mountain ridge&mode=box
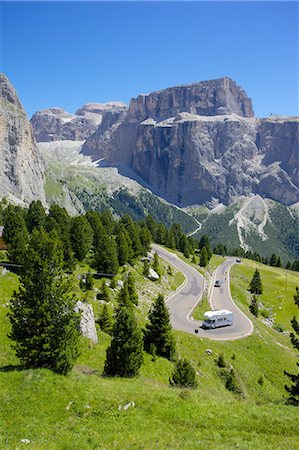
[31,102,127,142]
[0,74,45,205]
[81,77,299,207]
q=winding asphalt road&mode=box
[153,244,253,341]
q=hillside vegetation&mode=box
[1,252,298,449]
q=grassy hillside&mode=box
[0,256,298,449]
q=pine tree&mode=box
[199,247,208,267]
[249,295,259,316]
[117,282,131,309]
[144,294,176,360]
[143,260,150,277]
[8,229,80,374]
[139,225,152,254]
[205,243,213,261]
[284,287,299,404]
[47,205,74,270]
[152,251,161,275]
[276,256,283,268]
[116,231,130,266]
[285,261,291,270]
[198,234,210,250]
[79,274,94,292]
[104,306,143,377]
[3,205,29,266]
[270,253,277,267]
[94,232,119,275]
[97,303,113,335]
[110,277,117,289]
[101,281,110,302]
[26,200,47,233]
[164,229,175,249]
[169,358,198,389]
[70,216,93,261]
[126,272,138,305]
[249,269,263,295]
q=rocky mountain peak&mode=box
[0,73,45,204]
[31,101,128,142]
[0,73,23,109]
[76,102,127,116]
[127,77,254,122]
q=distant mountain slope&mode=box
[188,195,299,261]
[31,102,127,142]
[39,140,198,233]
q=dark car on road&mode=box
[214,280,221,287]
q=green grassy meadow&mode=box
[0,255,298,449]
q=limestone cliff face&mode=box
[81,78,298,207]
[0,74,45,204]
[31,102,127,142]
[127,77,254,121]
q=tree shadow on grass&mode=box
[0,364,25,372]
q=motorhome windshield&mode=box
[205,319,215,323]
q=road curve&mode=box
[153,244,253,341]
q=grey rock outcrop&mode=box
[0,73,45,204]
[81,78,298,206]
[148,268,159,281]
[127,77,254,121]
[74,300,98,343]
[31,102,127,142]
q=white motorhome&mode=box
[202,309,233,329]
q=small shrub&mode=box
[167,265,173,276]
[216,353,226,368]
[231,353,236,360]
[258,375,264,386]
[169,358,198,389]
[273,323,285,333]
[110,277,116,289]
[79,273,94,291]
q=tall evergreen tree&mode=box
[104,305,143,377]
[144,294,176,360]
[143,260,150,277]
[249,269,263,295]
[126,272,138,306]
[139,225,152,254]
[284,287,299,404]
[8,229,80,374]
[249,295,259,317]
[117,281,132,310]
[94,232,119,275]
[116,231,130,266]
[199,247,208,267]
[152,251,161,275]
[47,205,74,270]
[270,254,277,267]
[198,234,210,250]
[3,205,29,266]
[101,281,111,302]
[97,303,113,335]
[205,242,213,261]
[26,200,47,233]
[70,216,93,261]
[276,256,283,268]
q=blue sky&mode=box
[1,1,298,117]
